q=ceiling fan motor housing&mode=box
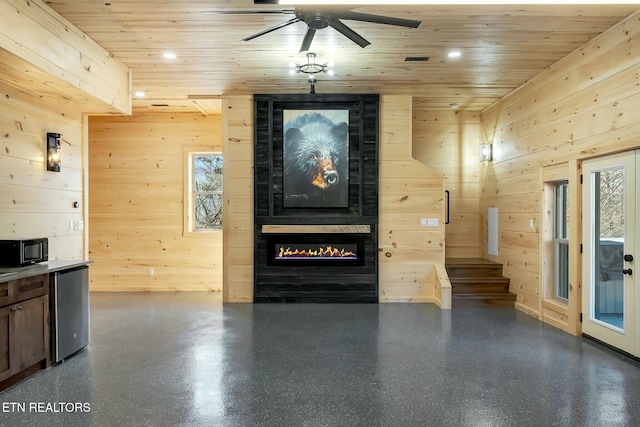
[298,10,331,30]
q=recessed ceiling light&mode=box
[134,91,146,98]
[450,103,459,109]
[163,52,177,60]
[448,51,461,58]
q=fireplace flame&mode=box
[278,245,356,259]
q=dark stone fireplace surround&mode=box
[254,94,379,303]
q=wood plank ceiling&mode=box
[44,1,640,112]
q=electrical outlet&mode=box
[420,218,427,227]
[148,268,155,276]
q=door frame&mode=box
[581,150,637,356]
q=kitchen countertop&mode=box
[0,260,93,283]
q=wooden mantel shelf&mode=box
[261,225,371,234]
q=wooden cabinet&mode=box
[0,304,13,381]
[0,274,49,388]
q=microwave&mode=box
[0,238,49,267]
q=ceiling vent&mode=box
[404,57,430,62]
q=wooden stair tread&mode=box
[445,258,516,308]
[451,284,509,294]
[453,293,516,299]
[449,277,511,284]
[445,258,502,266]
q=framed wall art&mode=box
[282,109,349,208]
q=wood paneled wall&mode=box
[0,81,85,260]
[0,0,130,115]
[480,10,640,333]
[222,95,447,304]
[412,106,482,258]
[88,113,222,292]
[379,95,446,303]
[222,96,254,302]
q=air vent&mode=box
[404,57,430,62]
[151,104,170,107]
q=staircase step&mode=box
[449,276,511,285]
[450,280,511,294]
[452,293,517,308]
[445,258,516,308]
[445,258,504,278]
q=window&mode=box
[186,152,222,232]
[554,181,569,301]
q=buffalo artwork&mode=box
[283,110,349,208]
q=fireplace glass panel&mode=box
[267,235,364,267]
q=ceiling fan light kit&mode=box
[289,53,334,94]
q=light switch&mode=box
[427,218,439,227]
[420,218,427,227]
[529,219,534,229]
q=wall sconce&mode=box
[480,143,493,162]
[47,132,61,172]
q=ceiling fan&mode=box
[208,5,421,52]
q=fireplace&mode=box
[268,235,364,266]
[254,224,377,303]
[253,94,379,303]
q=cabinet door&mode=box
[14,295,49,371]
[0,305,15,382]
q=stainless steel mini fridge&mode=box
[51,266,90,362]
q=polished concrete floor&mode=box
[1,292,640,427]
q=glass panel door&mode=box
[582,151,636,355]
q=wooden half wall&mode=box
[222,95,449,305]
[480,10,640,334]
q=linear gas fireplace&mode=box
[268,236,364,266]
[277,244,357,260]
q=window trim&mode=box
[183,148,223,235]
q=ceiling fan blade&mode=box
[242,17,301,41]
[337,11,421,28]
[202,10,294,15]
[330,19,370,49]
[299,28,316,52]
